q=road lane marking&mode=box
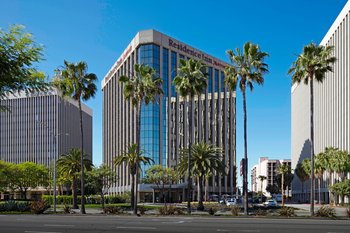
[44,224,74,227]
[161,220,185,224]
[25,231,62,233]
[117,226,157,230]
[233,230,260,233]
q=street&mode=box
[0,215,348,233]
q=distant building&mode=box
[0,89,93,166]
[251,157,291,197]
[291,1,350,203]
[102,29,236,202]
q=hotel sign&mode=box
[103,45,133,86]
[168,39,226,69]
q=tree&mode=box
[114,143,154,212]
[257,175,267,203]
[56,148,93,209]
[314,152,327,204]
[143,165,178,203]
[294,163,308,202]
[119,64,162,215]
[301,158,311,202]
[225,42,269,215]
[178,142,226,211]
[0,160,10,192]
[0,25,48,111]
[53,61,97,214]
[277,164,290,207]
[6,162,49,199]
[173,58,207,214]
[330,179,350,205]
[329,149,350,182]
[288,42,336,215]
[266,184,279,195]
[86,164,115,209]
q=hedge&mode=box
[42,194,130,205]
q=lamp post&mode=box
[36,116,68,213]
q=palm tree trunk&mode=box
[131,173,135,208]
[301,181,304,203]
[309,78,315,216]
[101,193,105,209]
[242,89,248,215]
[197,175,204,211]
[187,95,193,214]
[72,179,78,209]
[134,103,141,215]
[78,99,86,214]
[281,174,285,207]
[318,177,321,204]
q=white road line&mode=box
[161,220,185,224]
[232,230,260,233]
[116,226,157,230]
[24,231,62,233]
[44,224,74,227]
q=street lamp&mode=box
[36,116,68,213]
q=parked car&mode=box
[263,199,278,207]
[226,198,243,207]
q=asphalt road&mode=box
[0,215,349,233]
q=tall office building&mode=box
[0,89,93,166]
[291,1,350,203]
[102,30,236,201]
[251,157,291,196]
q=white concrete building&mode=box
[291,1,350,203]
[251,157,291,197]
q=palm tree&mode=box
[301,158,311,203]
[225,42,269,215]
[178,142,225,211]
[278,164,290,207]
[314,153,327,204]
[119,64,162,214]
[257,175,267,203]
[53,61,97,214]
[295,163,308,202]
[173,58,207,214]
[56,148,93,209]
[288,42,335,215]
[114,144,153,211]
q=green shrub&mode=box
[230,206,241,216]
[255,208,267,216]
[158,205,182,215]
[0,201,30,212]
[42,194,131,205]
[315,206,336,218]
[30,200,50,214]
[63,205,71,214]
[278,207,295,217]
[138,206,147,215]
[208,207,217,215]
[103,206,123,214]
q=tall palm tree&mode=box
[278,164,290,207]
[314,153,327,204]
[119,64,162,215]
[301,158,311,203]
[114,144,153,210]
[173,58,207,214]
[295,163,308,202]
[53,60,97,214]
[56,148,93,209]
[178,142,225,211]
[258,175,267,203]
[288,43,335,215]
[225,42,269,215]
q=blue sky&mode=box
[1,0,347,185]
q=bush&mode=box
[158,205,183,215]
[103,206,122,214]
[315,206,336,218]
[230,206,241,216]
[0,201,30,212]
[278,207,295,217]
[255,208,267,216]
[30,200,50,214]
[346,208,350,218]
[63,205,71,214]
[208,207,218,215]
[138,206,147,215]
[42,194,131,205]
